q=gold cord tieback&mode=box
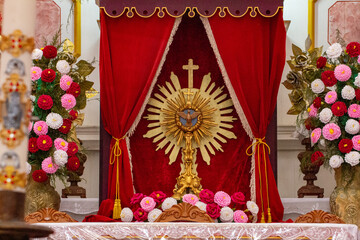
[246,137,272,223]
[110,136,126,219]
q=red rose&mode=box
[36,135,52,151]
[133,208,148,222]
[66,156,80,171]
[316,56,327,68]
[67,142,79,156]
[231,192,246,205]
[69,110,78,120]
[28,137,38,153]
[313,97,322,109]
[199,189,214,204]
[206,203,221,219]
[331,101,347,117]
[41,69,56,82]
[59,119,72,134]
[149,191,167,204]
[346,42,360,57]
[338,139,353,153]
[130,193,145,207]
[32,170,48,183]
[66,82,81,98]
[42,45,57,59]
[311,151,324,166]
[356,89,360,101]
[321,71,336,87]
[37,95,53,110]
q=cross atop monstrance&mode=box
[182,59,199,104]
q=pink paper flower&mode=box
[33,121,48,136]
[54,138,68,151]
[41,157,59,174]
[348,104,360,118]
[233,210,248,223]
[325,91,337,104]
[182,194,199,205]
[352,135,360,151]
[31,67,42,81]
[334,64,352,82]
[358,56,360,64]
[311,128,321,144]
[140,197,156,212]
[60,75,73,91]
[61,94,76,110]
[214,191,231,207]
[322,123,341,141]
[307,104,318,118]
[28,122,33,133]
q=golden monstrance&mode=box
[144,59,237,199]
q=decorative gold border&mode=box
[308,0,317,50]
[73,0,81,57]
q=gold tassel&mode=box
[267,208,272,223]
[260,211,265,223]
[113,199,122,219]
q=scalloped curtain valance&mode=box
[99,0,283,18]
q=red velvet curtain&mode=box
[100,10,175,206]
[208,11,286,222]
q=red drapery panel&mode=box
[100,10,175,206]
[208,12,286,222]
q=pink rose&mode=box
[214,191,231,207]
[231,192,246,205]
[206,203,221,219]
[149,191,167,204]
[182,194,199,205]
[130,193,145,207]
[233,210,248,223]
[310,128,321,145]
[140,197,156,212]
[133,208,148,222]
[199,189,214,204]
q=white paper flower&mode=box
[56,60,71,75]
[319,108,333,124]
[326,43,342,59]
[195,201,207,212]
[26,162,32,174]
[345,119,360,135]
[246,201,259,215]
[329,155,344,169]
[354,74,360,88]
[345,151,360,166]
[32,48,43,60]
[220,206,234,222]
[311,79,325,94]
[120,207,133,222]
[46,113,63,130]
[320,139,326,147]
[161,197,177,211]
[148,209,162,222]
[341,85,355,100]
[53,150,68,166]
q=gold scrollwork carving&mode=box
[0,29,34,57]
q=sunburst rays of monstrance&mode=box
[144,59,237,199]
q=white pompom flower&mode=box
[329,155,344,169]
[345,151,360,166]
[311,79,325,94]
[56,60,71,75]
[326,43,342,59]
[26,162,32,174]
[354,74,360,88]
[148,209,162,222]
[220,206,234,222]
[161,197,178,211]
[120,207,133,222]
[46,113,63,130]
[246,201,259,215]
[319,108,333,124]
[341,85,355,100]
[32,48,43,60]
[53,150,68,166]
[345,119,360,135]
[195,201,207,212]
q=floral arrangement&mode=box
[119,190,258,223]
[27,39,94,183]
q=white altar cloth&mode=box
[31,222,358,240]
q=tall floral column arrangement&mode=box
[25,39,94,215]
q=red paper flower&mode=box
[67,142,79,156]
[338,139,353,153]
[36,135,52,151]
[321,71,337,87]
[149,191,167,204]
[199,189,214,204]
[59,119,71,134]
[41,69,56,83]
[356,89,360,101]
[130,193,146,207]
[313,97,322,109]
[331,101,347,117]
[206,203,221,219]
[37,95,53,110]
[304,118,313,130]
[133,208,148,222]
[32,169,48,183]
[66,82,81,98]
[346,42,360,57]
[231,192,246,205]
[316,56,327,68]
[66,156,80,171]
[42,45,57,59]
[28,137,38,153]
[311,151,324,166]
[69,110,78,120]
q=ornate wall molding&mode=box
[76,126,99,151]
